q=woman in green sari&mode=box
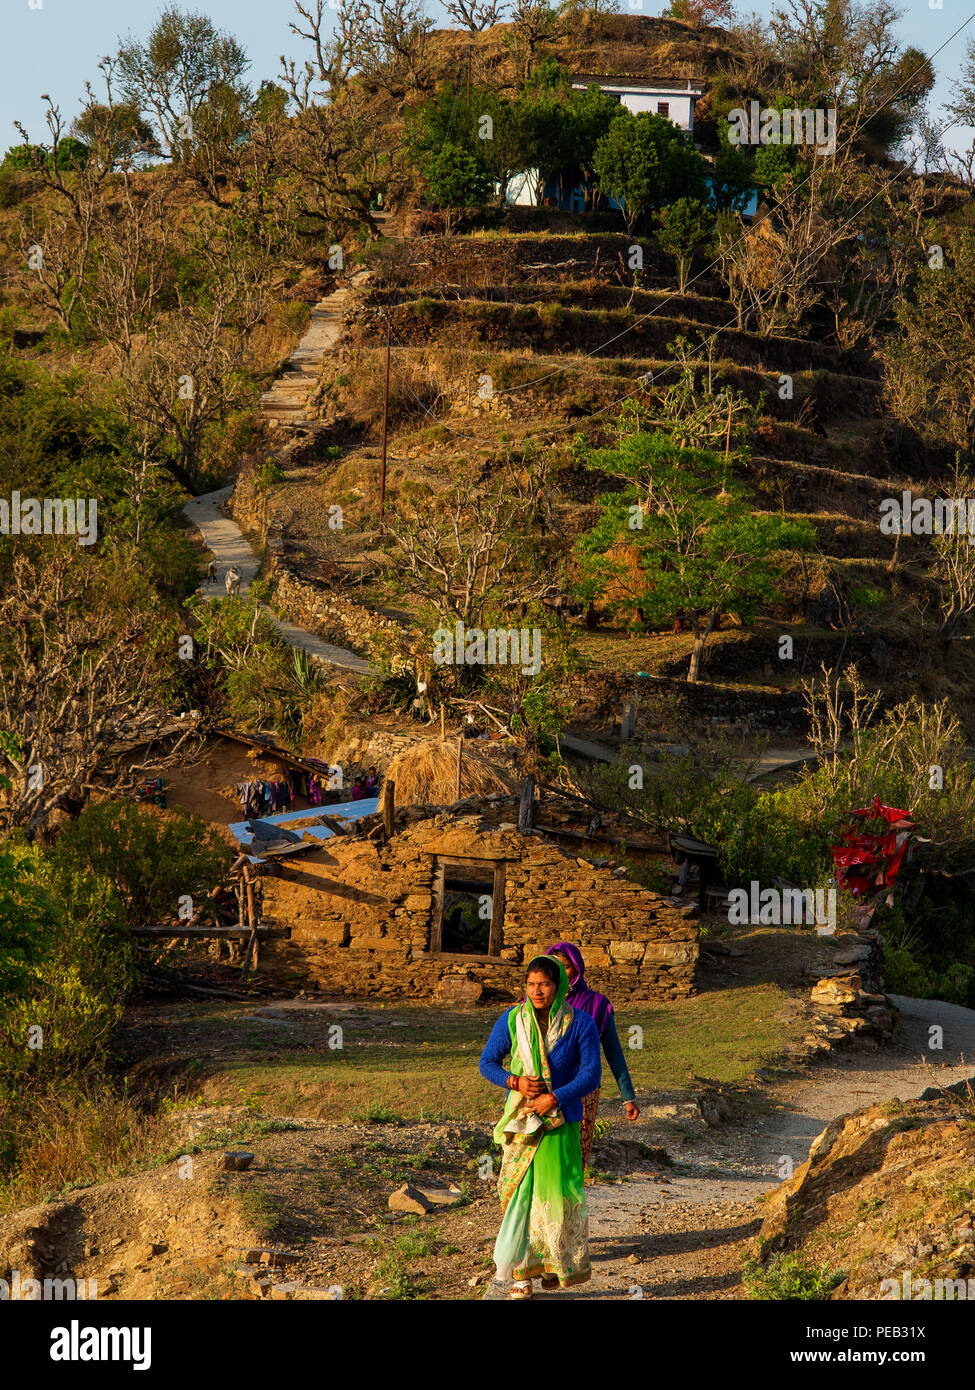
[478,954,602,1298]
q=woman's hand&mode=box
[517,1075,544,1098]
[525,1092,557,1116]
[624,1101,641,1121]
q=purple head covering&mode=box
[545,941,613,1038]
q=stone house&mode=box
[259,803,699,1003]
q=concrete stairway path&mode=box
[260,269,372,428]
[183,487,375,678]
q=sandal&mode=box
[509,1280,533,1299]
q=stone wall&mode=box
[260,813,699,1003]
[264,546,423,675]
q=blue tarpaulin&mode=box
[228,797,380,861]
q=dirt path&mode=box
[484,994,975,1300]
[183,486,375,677]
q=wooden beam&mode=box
[316,812,350,837]
[518,775,535,834]
[131,925,285,939]
[241,865,259,980]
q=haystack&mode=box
[384,738,517,808]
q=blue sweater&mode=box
[479,1007,602,1124]
[600,1015,637,1103]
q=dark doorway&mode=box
[441,875,494,955]
[429,856,506,958]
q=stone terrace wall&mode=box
[260,814,699,1002]
[265,547,423,675]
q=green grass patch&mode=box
[744,1252,845,1300]
[189,982,795,1123]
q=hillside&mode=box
[234,218,975,734]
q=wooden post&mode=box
[382,779,395,838]
[518,774,535,834]
[241,865,259,980]
[379,309,391,532]
[440,703,445,743]
[621,701,636,742]
[456,733,464,800]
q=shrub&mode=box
[45,800,232,929]
[257,458,287,488]
[744,1253,845,1300]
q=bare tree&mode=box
[13,98,115,332]
[383,478,558,629]
[509,0,565,81]
[931,465,975,635]
[0,546,192,836]
[86,178,172,365]
[717,159,865,336]
[446,0,509,30]
[285,86,407,237]
[822,168,934,351]
[283,0,433,108]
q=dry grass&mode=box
[384,737,517,807]
[0,1078,171,1214]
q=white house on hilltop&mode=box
[570,75,704,134]
[506,74,706,208]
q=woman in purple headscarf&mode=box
[545,941,640,1171]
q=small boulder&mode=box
[222,1151,255,1172]
[811,976,859,1006]
[388,1183,433,1215]
[436,977,483,1004]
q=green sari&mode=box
[492,957,591,1289]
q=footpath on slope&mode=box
[259,269,372,429]
[183,487,374,678]
[184,270,386,677]
[483,994,975,1300]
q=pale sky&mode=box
[1,0,972,154]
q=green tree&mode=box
[752,142,798,194]
[47,801,232,929]
[883,229,975,456]
[0,844,49,1008]
[656,197,715,292]
[424,143,491,231]
[576,430,815,681]
[514,87,570,205]
[471,89,526,205]
[71,102,158,166]
[593,110,707,233]
[564,84,621,210]
[116,5,251,160]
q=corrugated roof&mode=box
[229,797,380,861]
[572,75,705,93]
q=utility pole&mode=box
[379,307,391,532]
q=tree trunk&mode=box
[686,612,716,683]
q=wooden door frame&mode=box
[429,855,506,959]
